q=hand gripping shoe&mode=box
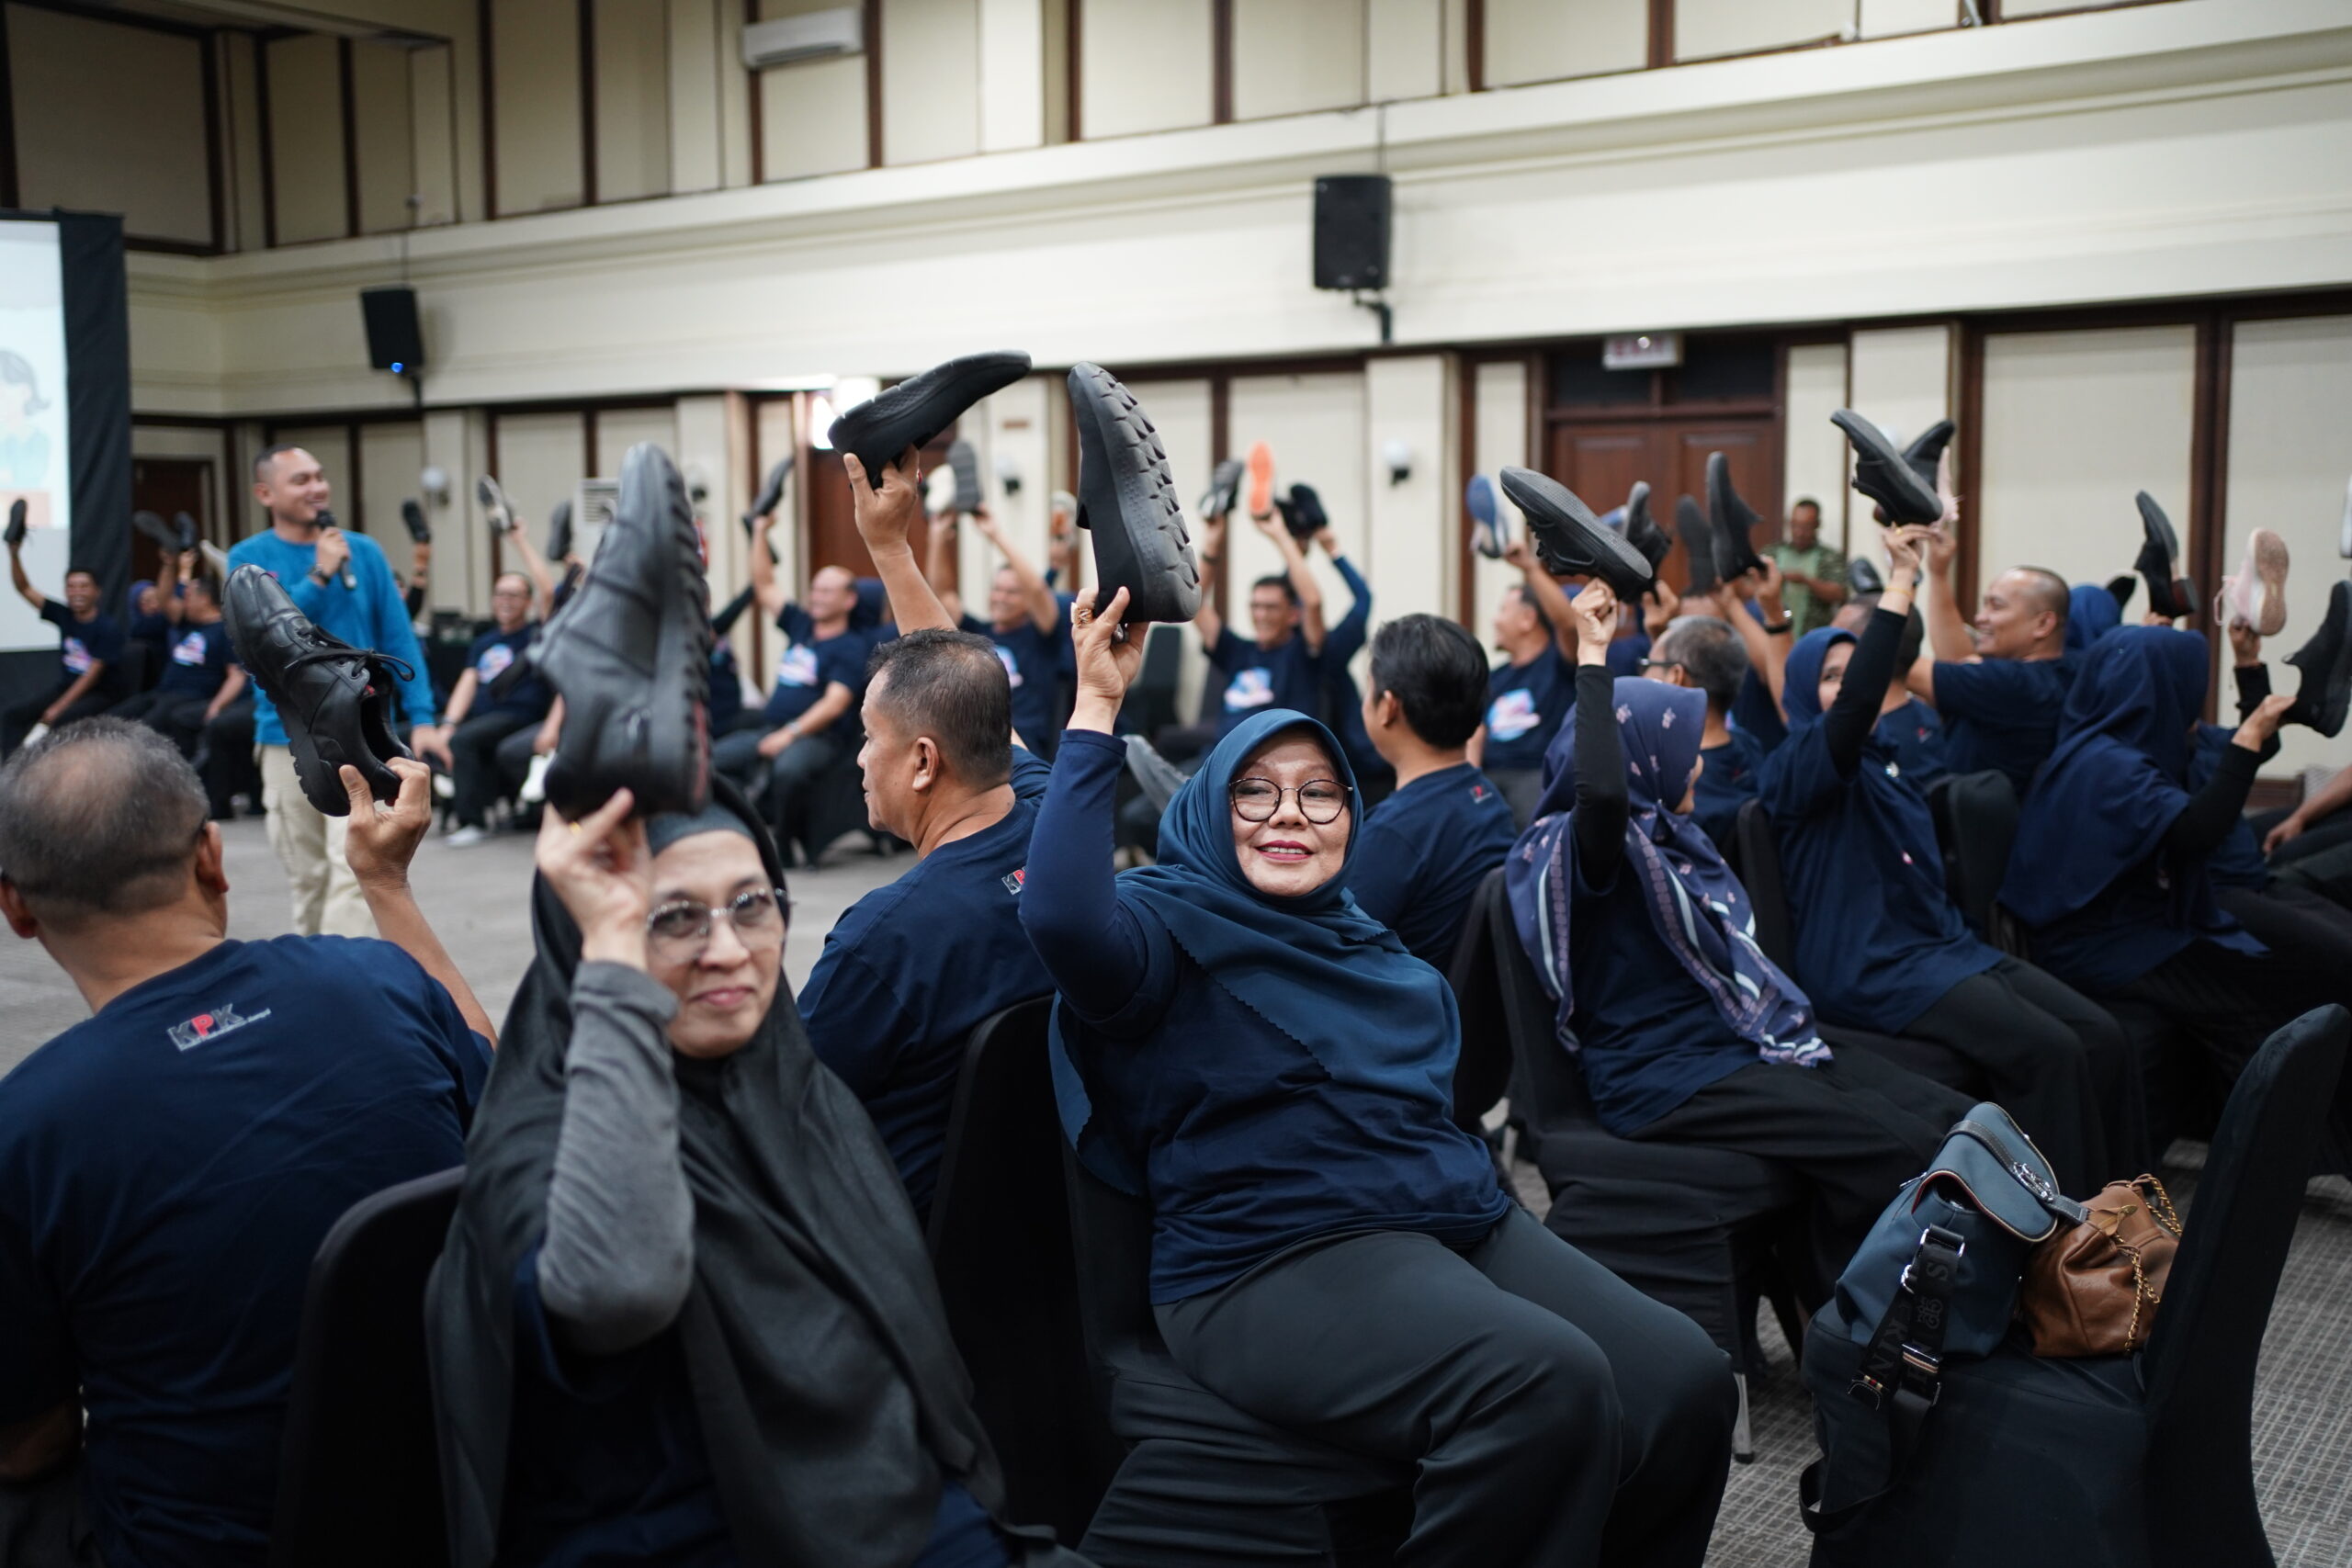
[1068,363,1201,625]
[1676,495,1719,596]
[1707,453,1769,581]
[5,498,26,550]
[827,351,1032,479]
[2284,579,2352,739]
[1623,481,1671,572]
[2134,491,2195,621]
[1198,458,1243,522]
[1284,483,1328,543]
[1832,411,1943,527]
[528,442,713,818]
[401,500,432,546]
[223,565,414,816]
[1904,419,1956,493]
[1499,468,1654,600]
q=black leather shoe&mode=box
[1677,495,1719,595]
[1284,483,1328,543]
[223,565,413,816]
[1500,468,1653,600]
[1707,453,1768,581]
[1849,557,1884,596]
[1905,419,1955,491]
[2107,574,2137,612]
[947,440,983,514]
[746,457,792,525]
[6,499,25,550]
[133,510,180,553]
[530,442,713,818]
[546,500,571,561]
[1623,481,1670,571]
[829,351,1032,479]
[1199,457,1243,521]
[2285,580,2352,738]
[1833,411,1942,527]
[1068,363,1200,625]
[478,476,515,535]
[175,513,200,554]
[2134,491,2195,620]
[401,500,432,546]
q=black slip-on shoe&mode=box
[175,513,199,554]
[2134,491,2195,619]
[1125,734,1188,815]
[1499,467,1653,600]
[1707,453,1768,581]
[1623,481,1670,571]
[2285,580,2352,738]
[2106,573,2138,613]
[1199,457,1244,522]
[6,499,26,550]
[947,440,984,515]
[1676,495,1719,596]
[828,351,1033,479]
[746,457,792,526]
[224,565,413,816]
[401,500,432,546]
[1833,411,1943,527]
[1285,483,1327,543]
[1068,363,1200,626]
[478,475,516,535]
[1904,419,1956,492]
[133,510,180,553]
[1849,557,1884,596]
[711,582,757,638]
[546,500,571,561]
[530,442,713,818]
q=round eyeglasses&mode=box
[646,887,789,960]
[1228,777,1351,825]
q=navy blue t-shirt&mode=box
[40,598,126,695]
[1873,697,1949,787]
[1482,645,1571,773]
[0,936,489,1568]
[708,643,745,734]
[1931,654,2077,796]
[1692,728,1768,850]
[1348,762,1516,969]
[801,750,1055,1219]
[961,612,1066,761]
[1604,630,1652,679]
[154,620,232,698]
[1207,628,1323,737]
[466,623,551,721]
[764,607,867,728]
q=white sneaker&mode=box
[2218,527,2290,636]
[521,752,553,805]
[444,825,491,849]
[20,723,47,747]
[432,773,456,800]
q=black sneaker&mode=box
[1707,453,1768,581]
[1199,457,1243,521]
[1124,734,1188,814]
[6,498,27,550]
[1284,483,1327,543]
[175,513,200,554]
[401,500,432,546]
[1676,495,1719,595]
[223,565,413,816]
[2134,491,2195,620]
[133,510,180,553]
[947,440,984,514]
[711,582,757,638]
[2105,573,2137,612]
[1849,556,1884,596]
[478,476,515,535]
[1067,363,1200,625]
[1623,481,1670,571]
[2285,580,2352,738]
[530,443,713,818]
[1499,468,1653,600]
[744,457,792,528]
[828,351,1032,479]
[1904,419,1955,492]
[546,499,571,561]
[1832,411,1942,527]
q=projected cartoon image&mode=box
[0,349,54,491]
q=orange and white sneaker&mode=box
[1245,441,1276,521]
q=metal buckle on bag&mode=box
[1899,1226,1964,1295]
[1900,1344,1943,1380]
[1849,1372,1887,1408]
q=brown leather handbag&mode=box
[2020,1175,2183,1357]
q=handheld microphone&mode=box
[316,508,358,590]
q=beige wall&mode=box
[1483,0,1645,88]
[1079,0,1213,138]
[1860,0,1959,39]
[7,6,214,247]
[1232,0,1365,122]
[266,36,350,244]
[491,414,592,578]
[351,40,416,236]
[979,0,1048,152]
[1363,355,1456,626]
[883,0,982,164]
[758,0,871,178]
[1676,0,1850,62]
[597,0,676,202]
[1469,359,1532,640]
[1368,0,1447,104]
[494,0,587,212]
[1783,342,1852,555]
[357,422,427,583]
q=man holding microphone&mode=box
[228,445,436,936]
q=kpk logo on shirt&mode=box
[776,643,820,688]
[61,636,94,674]
[1225,667,1275,712]
[1487,688,1539,742]
[167,1001,272,1052]
[994,645,1023,688]
[476,641,516,682]
[1001,866,1026,896]
[172,630,209,667]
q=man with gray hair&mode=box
[1645,615,1769,847]
[0,722,493,1568]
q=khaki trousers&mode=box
[258,745,377,939]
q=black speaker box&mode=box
[1313,175,1390,292]
[360,287,424,373]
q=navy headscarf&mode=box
[1508,677,1826,1066]
[1052,708,1460,1189]
[2064,582,2122,654]
[1781,626,1854,728]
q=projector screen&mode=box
[0,219,75,653]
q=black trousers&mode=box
[0,1462,101,1568]
[2267,843,2352,917]
[1153,1209,1736,1568]
[1629,1047,1971,1295]
[111,690,211,759]
[197,697,258,817]
[1895,955,2143,1190]
[2247,803,2352,869]
[445,709,538,827]
[0,685,115,757]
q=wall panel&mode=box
[1078,0,1212,139]
[597,0,675,201]
[978,0,1046,152]
[266,35,350,243]
[668,0,726,191]
[1367,0,1443,105]
[494,0,586,212]
[358,421,427,585]
[759,57,872,177]
[1470,359,1531,641]
[1860,0,1957,39]
[1783,342,1852,556]
[411,43,460,226]
[594,406,683,472]
[7,6,214,247]
[1364,355,1453,626]
[1482,0,1645,89]
[883,0,981,164]
[492,413,592,574]
[351,39,417,235]
[1232,0,1364,122]
[1675,0,1849,62]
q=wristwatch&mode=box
[307,568,332,587]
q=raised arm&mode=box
[925,510,966,625]
[1565,581,1629,879]
[1319,534,1371,662]
[745,504,791,618]
[1917,518,1973,669]
[164,551,196,625]
[2171,694,2292,858]
[981,512,1060,635]
[340,760,498,1044]
[1504,538,1578,660]
[845,448,955,635]
[1721,559,1792,704]
[1815,532,1922,776]
[1254,514,1326,653]
[7,542,39,613]
[504,525,560,623]
[1193,512,1228,649]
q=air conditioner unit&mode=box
[741,7,864,70]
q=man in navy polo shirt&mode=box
[413,571,552,847]
[112,556,243,762]
[797,454,1056,1221]
[713,540,868,847]
[1350,615,1518,970]
[930,507,1069,759]
[1473,536,1578,827]
[0,723,494,1568]
[2,541,125,757]
[1908,523,2074,796]
[1192,508,1327,737]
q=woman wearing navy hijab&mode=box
[2004,626,2348,1168]
[1762,529,2132,1190]
[1023,588,1736,1568]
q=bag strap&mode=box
[1800,1223,1967,1537]
[1948,1121,2090,1227]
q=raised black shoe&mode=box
[223,565,413,816]
[1499,468,1654,600]
[530,442,712,818]
[5,499,25,550]
[1832,411,1942,527]
[711,582,757,638]
[1124,734,1188,815]
[2134,491,2194,620]
[174,513,199,554]
[1284,483,1328,543]
[478,475,515,535]
[1068,363,1200,626]
[2284,579,2352,738]
[828,351,1032,479]
[401,499,432,546]
[744,457,792,529]
[133,510,180,553]
[546,500,571,561]
[1849,556,1884,596]
[2106,574,2137,612]
[1198,457,1243,522]
[947,440,984,515]
[1904,419,1956,492]
[1677,495,1719,595]
[1623,481,1670,571]
[1707,453,1769,581]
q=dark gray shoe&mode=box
[1707,454,1768,581]
[2135,491,2194,620]
[1623,481,1670,571]
[947,440,984,514]
[829,352,1032,479]
[1849,557,1883,596]
[1199,457,1244,522]
[1499,468,1653,600]
[1068,363,1200,625]
[1677,495,1719,596]
[1904,419,1955,491]
[4,500,23,551]
[1832,411,1942,527]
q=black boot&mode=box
[223,567,413,816]
[1904,419,1956,491]
[2134,491,2195,620]
[1833,411,1943,527]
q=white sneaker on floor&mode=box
[444,825,491,849]
[432,773,456,801]
[520,752,553,805]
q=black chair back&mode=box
[1733,799,1797,971]
[1928,769,2026,954]
[1479,869,1606,1130]
[269,1166,463,1568]
[1118,625,1182,739]
[926,998,1116,1544]
[2142,1004,2348,1568]
[1445,868,1512,1130]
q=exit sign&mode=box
[1603,332,1682,369]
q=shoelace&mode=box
[283,645,414,687]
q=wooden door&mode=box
[130,457,212,588]
[803,432,947,584]
[1548,416,1780,591]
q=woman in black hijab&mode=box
[425,778,1089,1568]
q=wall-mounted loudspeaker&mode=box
[361,287,424,374]
[1312,175,1391,292]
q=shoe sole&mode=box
[1903,418,1956,492]
[1246,443,1275,520]
[2135,492,2188,618]
[133,510,180,552]
[1068,364,1201,625]
[2247,527,2290,637]
[1676,495,1719,595]
[828,351,1032,479]
[1832,411,1942,527]
[477,476,514,534]
[1199,458,1243,521]
[1707,453,1767,581]
[2289,580,2352,739]
[1623,480,1670,571]
[948,441,984,514]
[1498,467,1654,600]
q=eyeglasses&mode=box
[645,887,789,959]
[1229,777,1350,825]
[1636,659,1685,675]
